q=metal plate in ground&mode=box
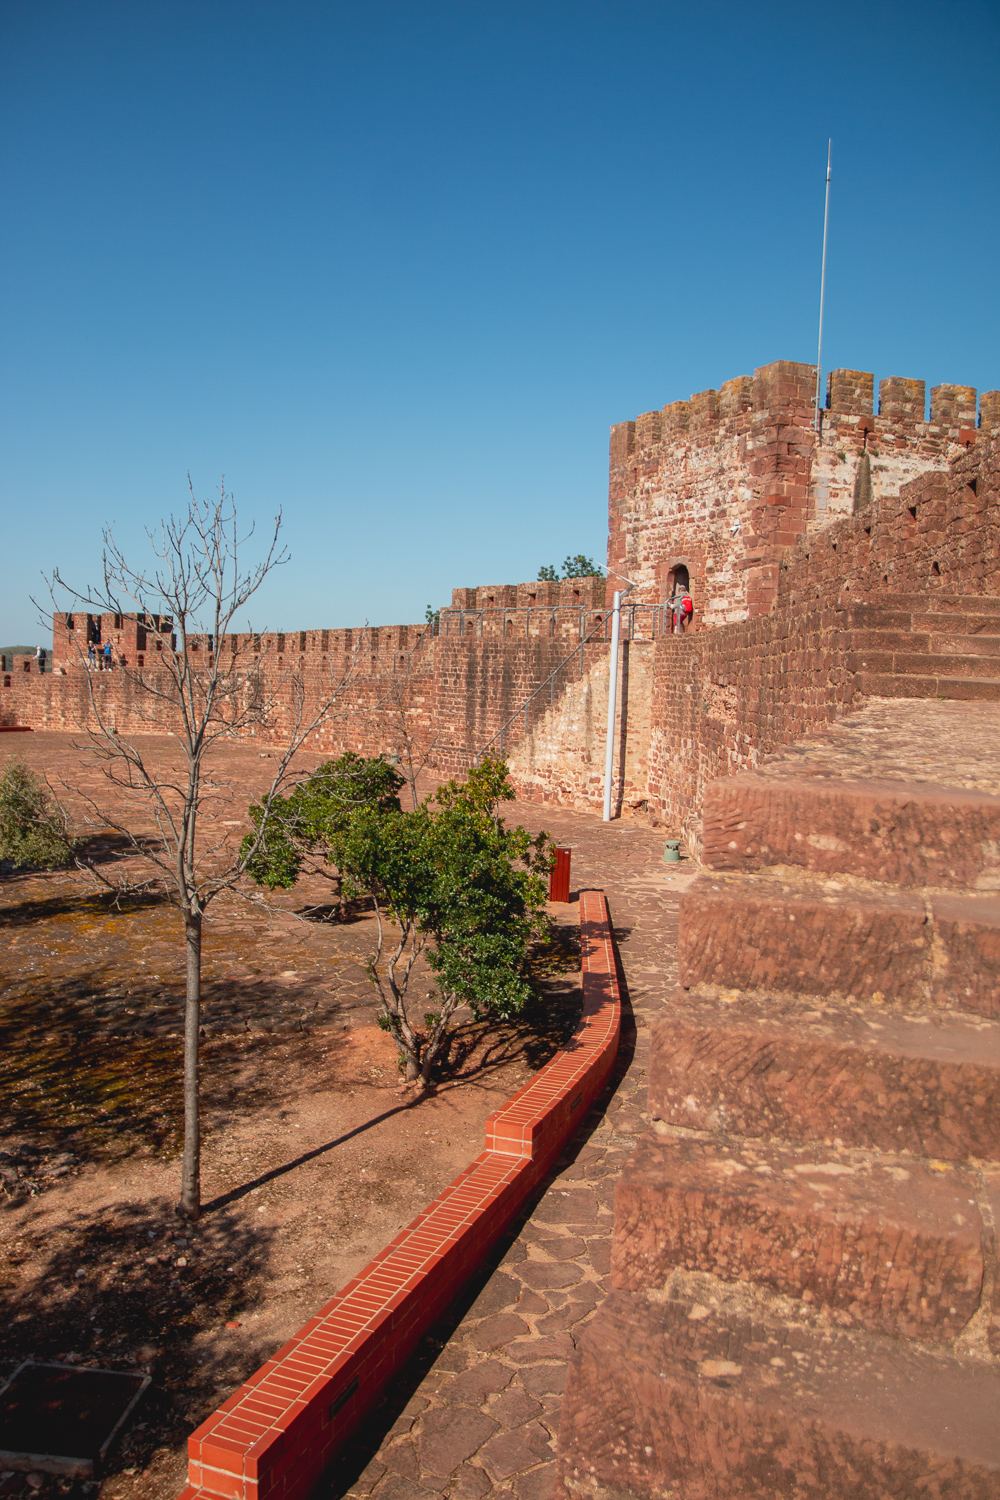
[0,1361,151,1477]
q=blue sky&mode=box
[2,0,998,643]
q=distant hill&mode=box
[0,646,38,655]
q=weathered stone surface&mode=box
[701,773,1000,890]
[555,1292,1000,1500]
[519,1363,568,1397]
[450,1464,492,1499]
[479,1422,554,1481]
[611,1136,983,1338]
[518,1261,583,1291]
[466,1271,522,1318]
[515,1461,556,1500]
[418,1409,500,1476]
[469,1313,530,1351]
[931,893,1000,1017]
[446,1359,513,1405]
[531,1188,601,1225]
[489,1388,543,1427]
[678,872,930,1000]
[647,986,1000,1160]
[506,1334,576,1365]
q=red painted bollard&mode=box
[549,847,571,902]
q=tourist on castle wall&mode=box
[670,589,694,634]
[87,641,96,668]
[103,639,112,670]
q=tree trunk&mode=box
[403,1049,421,1082]
[179,909,202,1219]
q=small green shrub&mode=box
[0,756,73,871]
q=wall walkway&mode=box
[178,878,624,1500]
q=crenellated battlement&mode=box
[607,358,998,626]
[612,359,995,469]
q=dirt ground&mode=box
[0,734,581,1500]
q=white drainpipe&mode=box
[602,576,635,822]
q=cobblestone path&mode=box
[319,801,696,1500]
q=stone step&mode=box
[847,604,1000,634]
[855,592,1000,615]
[857,671,1000,701]
[678,873,1000,1017]
[555,1289,1000,1500]
[702,772,1000,890]
[933,633,1000,657]
[647,985,1000,1161]
[850,649,1000,679]
[611,1136,984,1339]
[847,607,1000,638]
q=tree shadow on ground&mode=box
[0,886,168,928]
[0,971,351,1183]
[0,1197,278,1494]
[293,894,375,925]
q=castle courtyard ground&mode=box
[0,732,682,1500]
[4,701,993,1498]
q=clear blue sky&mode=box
[2,0,998,644]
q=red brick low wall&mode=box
[178,890,621,1500]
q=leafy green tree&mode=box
[0,756,73,871]
[242,750,405,914]
[538,556,604,582]
[561,554,604,578]
[247,755,552,1085]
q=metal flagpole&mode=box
[813,139,832,434]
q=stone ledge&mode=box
[555,1289,1000,1500]
[647,985,1000,1161]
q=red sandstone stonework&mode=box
[611,1136,983,1339]
[556,1291,1000,1500]
[555,705,1000,1500]
[646,984,1000,1162]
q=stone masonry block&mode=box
[720,375,753,418]
[981,391,1000,432]
[826,368,874,416]
[752,360,816,413]
[660,400,689,437]
[701,773,1000,890]
[648,986,1000,1161]
[931,384,977,430]
[878,375,926,424]
[555,1292,1000,1500]
[634,410,662,447]
[688,389,720,431]
[678,873,929,1002]
[930,894,1000,1018]
[611,1136,983,1338]
[608,419,635,465]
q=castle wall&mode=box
[645,432,999,849]
[5,363,997,840]
[608,360,989,626]
[508,641,653,815]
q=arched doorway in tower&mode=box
[666,564,691,633]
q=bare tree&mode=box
[46,484,361,1219]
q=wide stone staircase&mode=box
[847,592,1000,701]
[555,700,1000,1498]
